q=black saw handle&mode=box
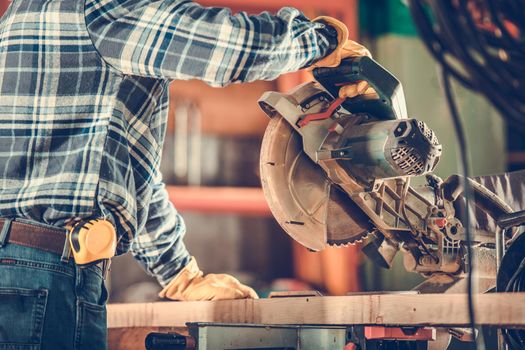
[313,56,408,120]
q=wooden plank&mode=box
[167,186,271,216]
[108,293,525,328]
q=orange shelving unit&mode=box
[167,186,271,216]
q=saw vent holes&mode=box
[417,120,439,146]
[390,147,425,176]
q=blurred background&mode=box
[107,0,519,303]
[0,0,518,302]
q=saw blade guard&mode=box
[258,57,439,251]
[259,97,372,251]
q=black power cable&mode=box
[407,1,482,347]
[408,0,525,130]
[497,227,525,349]
[441,69,478,348]
[504,258,525,348]
[407,0,525,348]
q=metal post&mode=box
[496,228,507,274]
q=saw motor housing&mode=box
[258,57,504,279]
[317,116,442,188]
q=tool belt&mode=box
[0,218,112,278]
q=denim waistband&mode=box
[0,240,102,279]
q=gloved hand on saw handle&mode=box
[159,257,259,301]
[310,16,377,99]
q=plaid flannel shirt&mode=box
[0,0,331,285]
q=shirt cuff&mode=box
[307,23,339,67]
[155,251,193,287]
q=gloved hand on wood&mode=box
[158,257,259,301]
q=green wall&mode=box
[373,35,506,179]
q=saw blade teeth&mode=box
[327,241,354,248]
[327,239,359,247]
[327,231,371,247]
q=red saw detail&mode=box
[432,218,447,228]
[365,326,436,341]
[297,97,344,127]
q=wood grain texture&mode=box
[108,293,525,328]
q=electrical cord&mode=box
[441,69,478,349]
[407,1,525,348]
[498,229,525,349]
[408,0,525,130]
[504,257,525,348]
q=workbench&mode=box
[107,293,525,349]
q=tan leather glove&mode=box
[158,257,259,301]
[310,16,371,69]
[309,17,376,100]
[338,82,379,99]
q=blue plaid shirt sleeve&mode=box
[84,0,333,285]
[85,0,331,85]
[130,181,191,287]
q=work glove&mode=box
[158,257,259,301]
[310,16,371,69]
[310,17,376,100]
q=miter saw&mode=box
[258,56,521,292]
[143,58,525,350]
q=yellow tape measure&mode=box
[69,219,116,266]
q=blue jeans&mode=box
[0,242,108,349]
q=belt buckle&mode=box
[60,232,72,263]
[0,218,13,247]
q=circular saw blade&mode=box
[260,115,372,250]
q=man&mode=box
[0,0,369,348]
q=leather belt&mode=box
[0,218,110,277]
[0,218,68,256]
